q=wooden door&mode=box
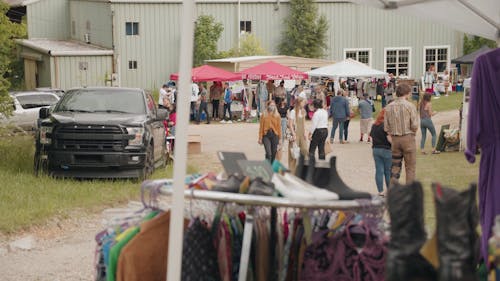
[24,59,37,90]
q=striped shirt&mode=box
[384,97,418,136]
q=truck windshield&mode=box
[55,89,146,114]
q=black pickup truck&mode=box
[34,87,167,179]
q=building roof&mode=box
[206,55,333,64]
[16,39,113,56]
[24,0,349,4]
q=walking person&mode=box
[342,90,353,143]
[190,83,199,121]
[329,90,350,144]
[221,82,233,123]
[210,82,223,120]
[370,109,392,196]
[384,81,395,108]
[420,94,440,154]
[358,94,373,142]
[275,80,286,103]
[277,97,289,144]
[196,83,210,124]
[257,81,268,117]
[258,100,282,163]
[384,84,419,184]
[442,69,450,96]
[158,84,169,109]
[308,99,329,160]
[287,97,308,173]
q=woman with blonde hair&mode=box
[287,97,308,173]
[258,100,282,163]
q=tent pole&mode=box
[166,0,195,279]
[456,0,500,32]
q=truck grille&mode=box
[54,125,127,151]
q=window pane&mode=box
[246,21,251,33]
[346,51,356,59]
[133,23,139,35]
[126,22,132,35]
[387,68,397,75]
[437,62,447,72]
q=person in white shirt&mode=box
[190,83,199,120]
[158,84,168,109]
[308,99,329,160]
[442,69,450,96]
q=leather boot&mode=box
[433,183,479,281]
[212,174,245,193]
[294,154,306,180]
[314,156,371,200]
[304,155,316,184]
[248,177,275,196]
[386,181,437,281]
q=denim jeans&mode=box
[373,148,392,193]
[420,118,436,149]
[281,117,287,143]
[331,118,345,141]
[263,130,279,163]
[223,102,232,121]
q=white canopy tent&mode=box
[351,0,500,44]
[307,58,387,78]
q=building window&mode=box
[424,46,449,73]
[344,48,371,66]
[385,48,410,77]
[240,21,251,34]
[125,22,139,36]
[128,60,138,70]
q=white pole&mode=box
[166,0,195,279]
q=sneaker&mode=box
[227,120,233,124]
[433,96,440,100]
[220,120,226,123]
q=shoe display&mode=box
[212,174,245,193]
[281,173,339,200]
[386,181,437,281]
[247,177,275,196]
[433,183,479,281]
[220,120,226,123]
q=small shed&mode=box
[16,39,114,90]
[205,55,334,74]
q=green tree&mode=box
[463,34,497,54]
[279,0,328,58]
[193,15,224,66]
[219,33,268,58]
[0,2,26,116]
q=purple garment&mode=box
[465,48,500,262]
[300,224,386,281]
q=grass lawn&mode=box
[0,134,182,234]
[353,91,464,119]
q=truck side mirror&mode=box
[39,107,50,119]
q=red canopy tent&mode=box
[170,64,241,82]
[239,61,309,80]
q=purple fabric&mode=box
[300,225,386,281]
[465,48,500,262]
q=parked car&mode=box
[36,87,65,98]
[34,87,167,179]
[1,91,60,131]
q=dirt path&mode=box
[0,109,460,280]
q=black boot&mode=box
[304,155,316,184]
[386,181,437,281]
[212,174,245,193]
[315,156,371,200]
[294,154,306,180]
[433,183,479,281]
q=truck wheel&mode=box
[142,144,154,180]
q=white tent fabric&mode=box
[307,58,387,78]
[350,0,500,42]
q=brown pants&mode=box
[390,134,416,185]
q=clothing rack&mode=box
[144,179,384,281]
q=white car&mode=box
[1,91,60,131]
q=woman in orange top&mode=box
[258,100,282,163]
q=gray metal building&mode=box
[20,0,464,90]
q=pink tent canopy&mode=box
[239,61,309,80]
[170,65,241,82]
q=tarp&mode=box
[239,61,309,80]
[307,58,387,78]
[350,0,500,42]
[451,45,493,64]
[169,64,241,82]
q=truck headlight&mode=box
[40,126,53,145]
[126,127,144,146]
